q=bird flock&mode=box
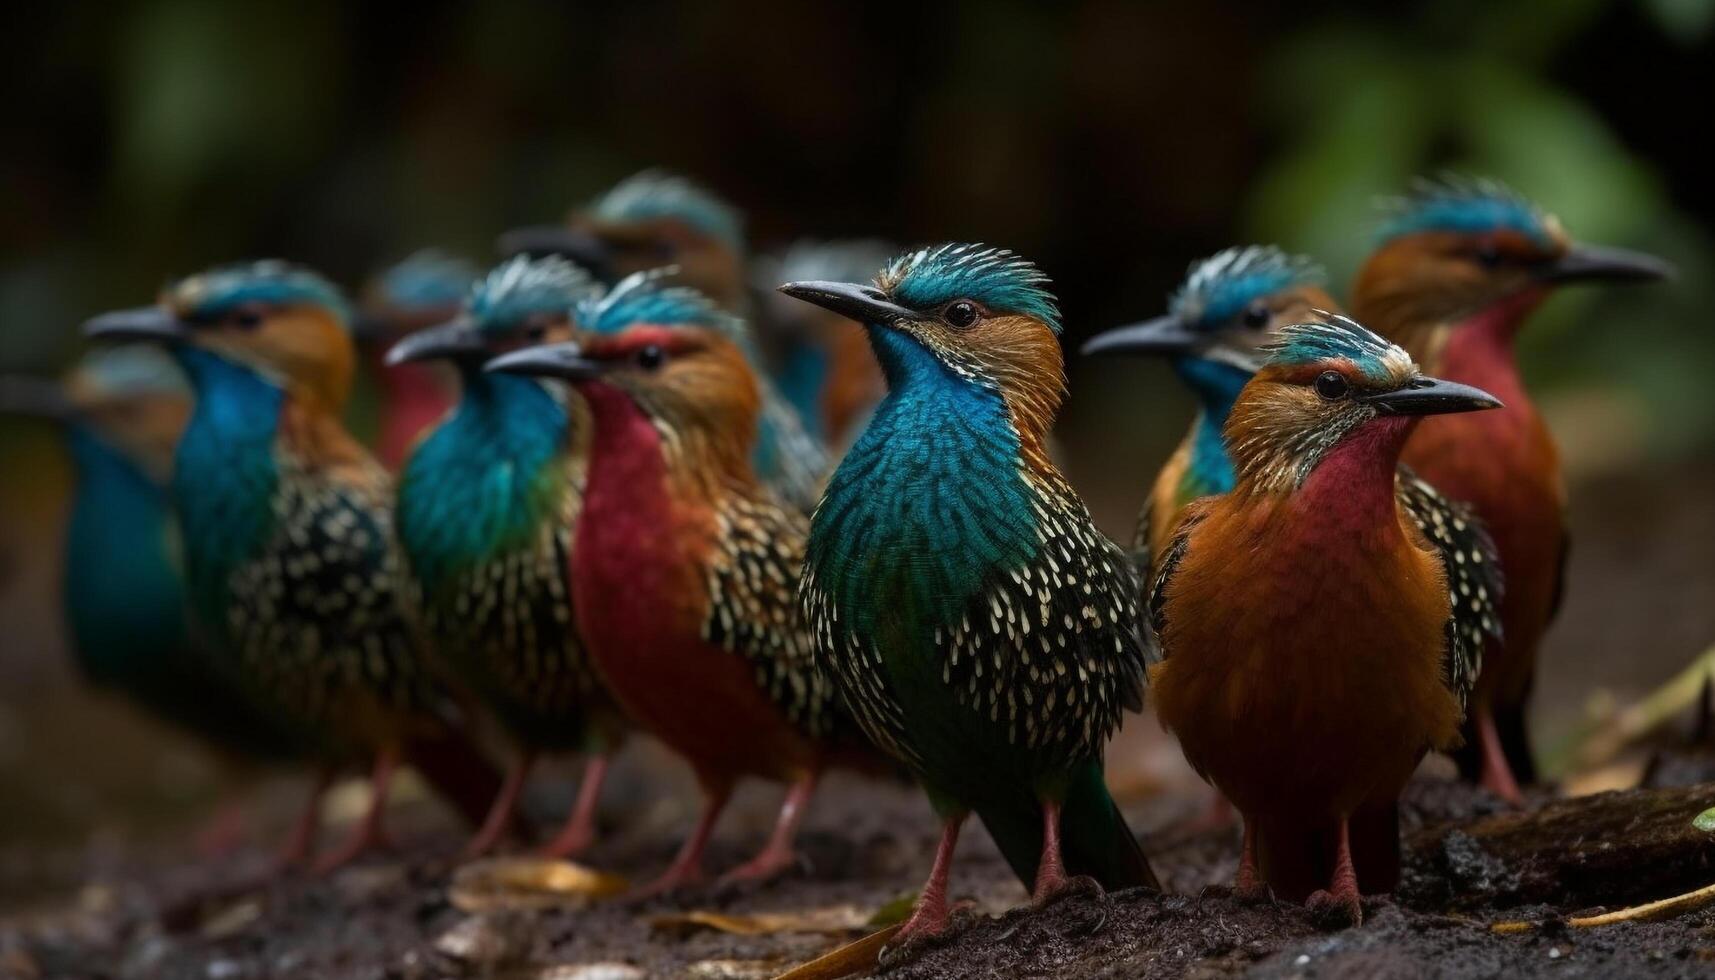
[4,170,1673,956]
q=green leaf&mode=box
[1692,808,1715,833]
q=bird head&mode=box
[356,249,479,344]
[384,255,599,372]
[778,243,1066,444]
[1226,313,1501,494]
[1353,176,1671,342]
[1081,245,1335,404]
[83,261,355,411]
[485,271,761,478]
[1,346,190,479]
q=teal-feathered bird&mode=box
[781,244,1158,944]
[390,254,625,857]
[84,262,504,871]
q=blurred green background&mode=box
[1,0,1711,856]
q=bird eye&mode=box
[524,324,548,343]
[232,310,263,331]
[1473,243,1502,268]
[943,301,980,329]
[636,345,666,370]
[1241,303,1271,329]
[1313,371,1350,400]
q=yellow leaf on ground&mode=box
[770,925,902,980]
[649,907,870,938]
[448,857,629,912]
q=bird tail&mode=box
[1254,800,1400,902]
[402,728,511,832]
[976,759,1160,893]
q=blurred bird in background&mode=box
[1146,315,1504,924]
[782,244,1159,950]
[84,262,505,872]
[487,271,874,895]
[391,254,626,859]
[354,250,479,470]
[1351,177,1672,804]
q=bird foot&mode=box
[877,904,976,971]
[716,847,804,889]
[1305,888,1363,929]
[1231,880,1274,906]
[623,864,707,904]
[1033,873,1105,909]
[538,826,596,861]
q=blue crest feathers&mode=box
[1263,313,1413,383]
[589,170,744,251]
[1171,246,1324,325]
[882,243,1062,334]
[467,255,599,333]
[1377,175,1559,247]
[171,261,350,326]
[375,250,479,311]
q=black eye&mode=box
[1313,371,1350,400]
[1241,303,1271,329]
[524,324,547,343]
[636,345,666,370]
[944,301,980,329]
[1473,243,1502,268]
[232,310,263,330]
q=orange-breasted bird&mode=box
[486,272,872,895]
[1147,314,1504,924]
[1351,176,1671,803]
[84,262,505,871]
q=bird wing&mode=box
[1144,502,1209,664]
[703,493,840,738]
[1395,468,1504,710]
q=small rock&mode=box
[205,959,244,980]
[535,965,645,980]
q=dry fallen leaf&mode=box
[770,925,902,980]
[198,898,262,940]
[649,907,871,938]
[448,857,629,912]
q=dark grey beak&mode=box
[484,342,606,382]
[496,226,615,283]
[1080,315,1201,358]
[1362,375,1503,416]
[777,280,915,327]
[385,320,486,367]
[0,376,74,422]
[1537,243,1674,285]
[83,307,185,344]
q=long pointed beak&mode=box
[1079,315,1201,358]
[385,320,486,367]
[1362,376,1502,416]
[484,342,606,382]
[0,376,74,422]
[1538,243,1674,285]
[83,306,185,344]
[496,226,615,282]
[777,280,916,327]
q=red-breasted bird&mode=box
[84,262,504,871]
[780,244,1159,947]
[355,250,477,470]
[1147,314,1504,923]
[486,272,865,895]
[1082,246,1339,568]
[390,254,626,858]
[1351,177,1671,803]
[500,171,831,510]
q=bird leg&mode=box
[193,797,252,859]
[898,815,966,938]
[540,754,610,859]
[1476,709,1526,807]
[314,747,399,875]
[272,768,333,872]
[1305,816,1363,927]
[720,767,819,885]
[1232,815,1267,902]
[1032,799,1072,901]
[462,750,535,859]
[629,780,732,899]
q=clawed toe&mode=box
[1305,888,1362,928]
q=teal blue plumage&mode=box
[797,244,1155,893]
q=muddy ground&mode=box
[6,762,1715,980]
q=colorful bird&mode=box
[1350,176,1671,803]
[500,170,830,510]
[1147,314,1503,923]
[390,254,624,858]
[0,348,300,774]
[84,262,504,871]
[485,272,864,895]
[754,239,896,448]
[780,244,1159,946]
[1082,246,1338,567]
[355,250,479,470]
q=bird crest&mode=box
[575,268,748,343]
[169,261,350,326]
[1377,175,1564,248]
[1262,313,1416,387]
[467,255,600,332]
[374,250,478,312]
[881,243,1062,333]
[1170,246,1324,325]
[589,170,744,250]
